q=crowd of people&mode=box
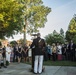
[13,43,31,63]
[44,40,76,62]
[0,43,32,69]
[0,33,76,74]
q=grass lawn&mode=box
[26,60,76,66]
[43,60,76,66]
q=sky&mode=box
[8,0,76,41]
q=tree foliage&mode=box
[45,30,65,45]
[66,16,76,43]
[0,0,24,38]
[60,28,64,37]
[68,18,76,33]
[10,40,18,46]
[0,0,51,39]
[20,0,51,34]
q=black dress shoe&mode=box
[42,67,45,72]
[30,68,33,72]
[33,72,38,74]
[38,72,42,74]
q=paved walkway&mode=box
[0,63,76,75]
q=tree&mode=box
[10,41,18,46]
[60,28,64,37]
[18,0,51,44]
[20,0,51,34]
[45,30,65,45]
[72,35,76,44]
[66,14,76,42]
[0,0,51,41]
[68,18,76,33]
[0,0,24,39]
[53,30,58,35]
[45,34,53,45]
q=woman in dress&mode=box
[17,44,22,63]
[6,44,12,63]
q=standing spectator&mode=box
[61,44,66,60]
[51,43,57,61]
[22,44,28,62]
[10,45,13,62]
[28,44,32,62]
[30,43,35,71]
[6,44,11,63]
[43,44,48,61]
[13,44,18,62]
[47,44,52,60]
[0,44,2,69]
[57,43,62,61]
[0,41,7,69]
[17,44,23,63]
[65,41,70,60]
[2,46,7,68]
[31,33,46,74]
[68,40,76,61]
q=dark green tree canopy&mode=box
[60,28,64,37]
